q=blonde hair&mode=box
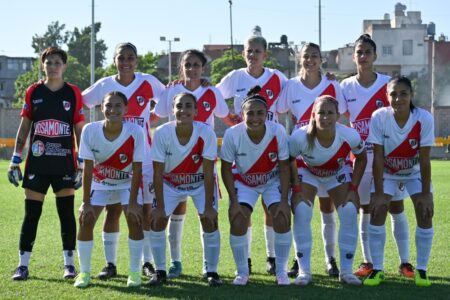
[306,95,339,151]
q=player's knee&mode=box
[105,205,122,221]
[230,216,248,236]
[201,217,218,233]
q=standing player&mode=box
[364,76,434,287]
[217,34,288,274]
[289,95,367,286]
[221,87,292,286]
[277,42,346,278]
[149,92,222,287]
[74,91,145,288]
[154,49,237,278]
[341,34,413,278]
[7,47,84,280]
[82,42,165,279]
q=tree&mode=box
[210,49,282,85]
[67,22,107,68]
[13,56,90,108]
[31,21,69,54]
[137,52,160,75]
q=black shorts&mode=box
[22,171,74,194]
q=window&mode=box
[0,82,4,90]
[7,59,19,70]
[382,45,393,55]
[403,40,413,55]
[22,62,28,70]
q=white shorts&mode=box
[90,189,144,206]
[296,169,330,198]
[142,164,155,205]
[371,177,432,198]
[154,183,219,216]
[235,180,284,210]
[298,165,352,196]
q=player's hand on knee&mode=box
[126,202,143,226]
[417,192,434,219]
[79,202,95,226]
[228,201,247,223]
[370,193,388,218]
[151,207,168,229]
[200,207,218,230]
[273,200,291,226]
[7,155,23,187]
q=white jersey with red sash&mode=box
[154,84,229,128]
[220,121,289,187]
[151,121,217,190]
[79,121,145,190]
[217,67,287,122]
[277,75,346,129]
[289,123,365,178]
[82,72,165,166]
[367,106,434,179]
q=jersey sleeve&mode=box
[367,110,385,146]
[78,124,95,161]
[288,130,303,158]
[82,80,104,108]
[220,128,236,163]
[275,124,289,160]
[69,84,85,124]
[148,75,166,104]
[212,88,230,118]
[154,88,171,118]
[132,125,146,162]
[276,80,291,114]
[20,84,37,119]
[216,71,236,99]
[150,126,168,163]
[202,125,218,161]
[339,80,349,115]
[347,127,366,155]
[419,110,435,147]
[333,81,347,114]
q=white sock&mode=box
[274,231,292,276]
[264,225,276,258]
[128,238,144,273]
[390,212,409,263]
[102,232,120,265]
[168,214,185,263]
[202,230,220,273]
[142,230,153,263]
[19,251,31,267]
[77,240,93,273]
[63,250,75,266]
[230,234,249,276]
[150,230,167,271]
[293,202,313,274]
[416,226,434,271]
[360,213,372,263]
[368,224,386,271]
[321,212,336,261]
[337,202,358,274]
[247,226,252,258]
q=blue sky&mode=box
[2,0,449,62]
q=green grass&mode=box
[0,160,449,299]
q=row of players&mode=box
[7,33,434,288]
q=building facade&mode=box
[0,55,34,108]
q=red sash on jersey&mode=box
[234,137,279,187]
[298,142,351,177]
[163,138,205,187]
[352,84,388,140]
[195,89,217,122]
[258,75,282,109]
[384,122,421,174]
[296,83,337,128]
[93,136,135,181]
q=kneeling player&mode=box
[74,91,145,288]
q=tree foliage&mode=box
[31,21,69,54]
[67,22,107,68]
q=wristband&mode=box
[11,155,22,165]
[349,183,358,192]
[292,184,301,193]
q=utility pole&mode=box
[318,0,322,48]
[229,0,234,68]
[90,0,96,122]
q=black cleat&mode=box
[287,259,299,278]
[326,257,340,277]
[248,258,252,275]
[142,262,155,277]
[97,263,117,280]
[207,272,223,287]
[147,270,167,287]
[12,266,29,281]
[266,257,276,275]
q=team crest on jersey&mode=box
[137,96,145,107]
[192,154,201,164]
[375,100,384,108]
[268,152,278,162]
[148,182,155,193]
[337,157,345,168]
[398,182,405,192]
[63,101,71,111]
[203,101,211,112]
[266,89,274,100]
[119,154,128,163]
[409,139,418,149]
[31,140,45,157]
[336,174,346,183]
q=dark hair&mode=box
[306,95,339,150]
[241,85,268,110]
[103,91,128,106]
[173,92,197,108]
[40,47,67,64]
[354,34,377,54]
[178,49,207,80]
[387,75,416,111]
[246,36,268,50]
[114,42,138,57]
